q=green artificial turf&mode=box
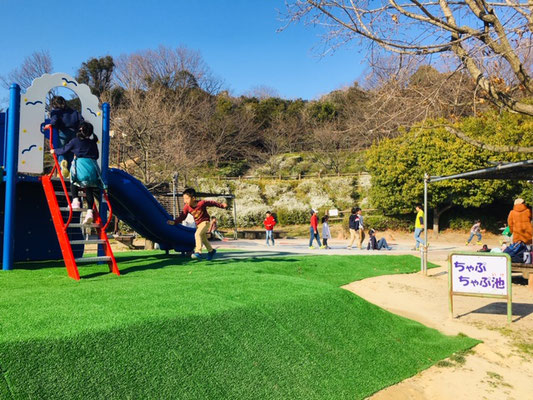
[0,252,478,399]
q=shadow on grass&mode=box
[13,250,403,278]
[457,302,533,322]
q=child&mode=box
[49,96,84,177]
[208,216,224,241]
[309,209,323,249]
[50,121,102,225]
[465,219,482,245]
[322,215,331,249]
[168,189,227,260]
[367,229,392,250]
[263,211,276,246]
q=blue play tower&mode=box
[1,73,195,278]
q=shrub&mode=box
[276,208,310,225]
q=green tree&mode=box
[77,56,115,98]
[365,119,522,234]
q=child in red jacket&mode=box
[264,211,276,246]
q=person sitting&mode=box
[367,229,392,250]
[208,216,224,241]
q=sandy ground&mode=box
[108,229,533,399]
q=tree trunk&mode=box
[433,204,453,238]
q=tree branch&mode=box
[445,125,533,153]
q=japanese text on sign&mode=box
[451,254,508,296]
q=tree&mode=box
[0,50,52,90]
[285,1,533,150]
[365,119,522,234]
[76,56,115,98]
[113,45,221,94]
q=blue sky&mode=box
[0,0,366,100]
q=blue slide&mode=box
[107,168,195,252]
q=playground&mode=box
[1,73,532,399]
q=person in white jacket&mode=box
[322,215,332,249]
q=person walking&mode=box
[347,207,358,249]
[465,220,482,246]
[413,203,426,250]
[322,215,332,249]
[309,209,323,249]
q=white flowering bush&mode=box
[323,177,358,209]
[264,182,294,202]
[190,176,360,227]
[232,182,268,227]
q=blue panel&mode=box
[0,112,5,168]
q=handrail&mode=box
[46,125,73,229]
[101,190,113,231]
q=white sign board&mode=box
[450,254,509,296]
[449,252,512,322]
[328,209,339,217]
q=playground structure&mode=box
[1,73,196,279]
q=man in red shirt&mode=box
[309,209,323,249]
[168,188,227,260]
[264,211,277,246]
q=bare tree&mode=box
[113,45,222,94]
[244,85,280,99]
[285,1,533,150]
[111,86,210,187]
[0,50,53,90]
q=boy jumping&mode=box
[168,188,227,260]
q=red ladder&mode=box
[41,125,119,280]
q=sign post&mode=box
[449,252,512,323]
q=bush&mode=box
[276,208,310,225]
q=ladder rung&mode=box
[70,239,106,245]
[55,191,86,197]
[75,256,112,264]
[68,223,100,228]
[59,207,91,212]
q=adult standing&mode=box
[413,203,426,250]
[347,207,358,249]
[309,209,322,249]
[507,198,532,244]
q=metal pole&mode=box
[172,173,178,218]
[232,198,238,240]
[98,103,110,258]
[423,173,429,274]
[3,84,21,271]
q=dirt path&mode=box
[344,232,533,400]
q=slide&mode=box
[107,168,195,252]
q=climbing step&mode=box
[68,223,100,228]
[70,239,106,245]
[59,207,92,212]
[75,256,112,264]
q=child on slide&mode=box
[50,121,103,225]
[167,188,227,260]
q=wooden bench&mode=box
[237,230,287,240]
[511,263,533,291]
[113,234,139,249]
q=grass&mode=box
[0,251,478,399]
